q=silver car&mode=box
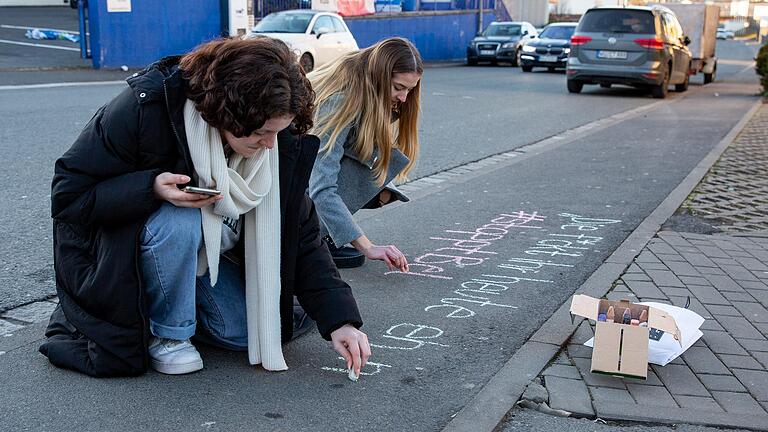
[566,6,692,98]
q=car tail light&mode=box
[570,35,592,46]
[634,38,664,50]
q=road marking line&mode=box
[0,24,82,35]
[737,62,756,75]
[0,80,125,91]
[718,59,755,66]
[0,38,80,51]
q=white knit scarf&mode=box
[184,100,287,371]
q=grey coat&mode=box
[309,95,410,247]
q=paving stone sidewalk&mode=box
[521,105,768,431]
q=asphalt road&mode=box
[0,41,757,312]
[0,6,89,70]
[0,41,760,431]
[0,6,140,84]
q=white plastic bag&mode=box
[584,301,704,366]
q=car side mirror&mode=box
[522,30,528,36]
[683,35,691,46]
[315,26,331,38]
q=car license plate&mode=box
[539,55,558,63]
[597,50,628,60]
[479,50,495,55]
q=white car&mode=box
[249,10,359,72]
[716,28,735,40]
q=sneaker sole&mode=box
[150,358,204,375]
[333,254,365,269]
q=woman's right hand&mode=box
[359,243,409,273]
[153,172,222,208]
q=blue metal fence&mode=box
[345,11,496,61]
[254,0,310,18]
[254,0,495,18]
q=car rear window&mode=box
[579,9,655,34]
[253,12,313,33]
[484,24,521,37]
[539,25,576,40]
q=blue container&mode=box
[418,0,451,11]
[402,0,417,11]
[375,0,402,13]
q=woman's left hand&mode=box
[361,244,409,273]
[351,235,409,272]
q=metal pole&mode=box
[478,0,483,35]
[77,0,89,59]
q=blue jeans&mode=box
[140,202,248,351]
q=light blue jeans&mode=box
[139,202,248,351]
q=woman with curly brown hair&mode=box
[39,37,371,378]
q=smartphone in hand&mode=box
[183,186,221,196]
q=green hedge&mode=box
[757,43,768,96]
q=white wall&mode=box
[0,0,66,6]
[554,0,622,15]
[502,0,550,26]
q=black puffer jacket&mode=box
[39,56,363,377]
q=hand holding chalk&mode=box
[330,324,372,380]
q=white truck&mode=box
[653,3,720,84]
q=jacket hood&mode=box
[125,55,184,104]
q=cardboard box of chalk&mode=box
[570,294,682,380]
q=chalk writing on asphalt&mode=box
[322,358,393,376]
[369,323,450,350]
[321,212,622,377]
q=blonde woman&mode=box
[308,37,422,271]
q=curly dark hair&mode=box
[180,37,314,136]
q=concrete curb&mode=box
[441,99,765,432]
[594,401,768,431]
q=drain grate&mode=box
[684,106,768,233]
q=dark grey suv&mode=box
[467,21,538,66]
[566,6,692,98]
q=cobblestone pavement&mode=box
[684,106,768,233]
[522,105,768,430]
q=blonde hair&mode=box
[308,37,423,185]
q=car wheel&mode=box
[467,58,477,66]
[300,53,314,73]
[567,80,583,94]
[675,66,690,92]
[651,66,670,99]
[521,65,533,72]
[513,49,521,67]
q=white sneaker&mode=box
[148,337,204,375]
